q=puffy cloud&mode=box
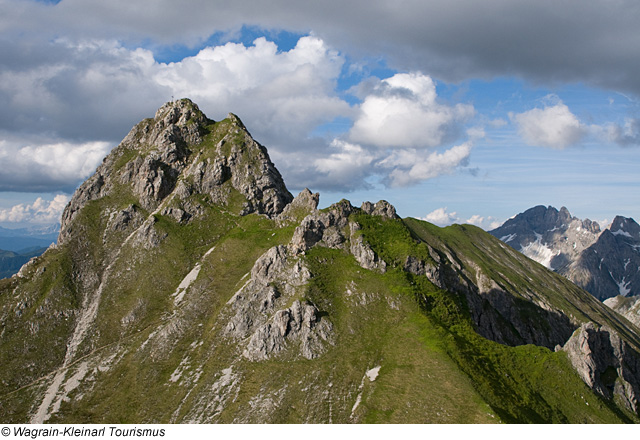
[0,39,166,141]
[465,214,502,231]
[420,209,501,229]
[0,35,348,146]
[510,101,586,149]
[0,35,351,191]
[421,207,460,227]
[0,194,70,224]
[0,35,478,193]
[383,142,472,187]
[0,138,111,192]
[308,72,476,190]
[314,140,376,189]
[4,1,640,96]
[349,73,474,149]
[154,36,350,145]
[605,118,640,146]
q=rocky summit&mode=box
[2,99,640,424]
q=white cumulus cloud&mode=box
[0,139,111,192]
[465,214,502,230]
[0,35,478,194]
[511,101,586,149]
[421,207,460,227]
[349,72,474,149]
[154,36,351,144]
[314,139,376,188]
[0,194,70,224]
[383,142,472,187]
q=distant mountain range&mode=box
[0,224,59,278]
[490,206,640,328]
[0,224,59,252]
[0,247,49,279]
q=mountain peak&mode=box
[609,216,640,240]
[59,99,293,244]
[490,204,600,271]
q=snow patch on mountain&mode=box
[617,277,632,296]
[612,229,633,238]
[520,233,557,269]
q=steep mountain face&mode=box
[490,207,640,302]
[2,100,640,424]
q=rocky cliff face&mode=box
[491,207,640,302]
[562,322,640,414]
[2,100,640,424]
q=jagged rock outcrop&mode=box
[360,200,399,220]
[288,199,355,255]
[562,322,640,414]
[403,254,445,288]
[276,188,319,225]
[226,198,398,360]
[243,300,332,361]
[59,100,208,241]
[224,244,333,361]
[349,222,386,273]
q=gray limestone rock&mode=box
[562,322,640,414]
[490,205,600,272]
[349,222,386,273]
[107,205,141,232]
[243,300,333,361]
[403,255,444,288]
[276,188,319,225]
[491,206,640,302]
[59,99,294,247]
[132,217,168,250]
[360,200,400,220]
[288,200,354,255]
[565,217,640,301]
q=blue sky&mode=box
[1,0,639,230]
